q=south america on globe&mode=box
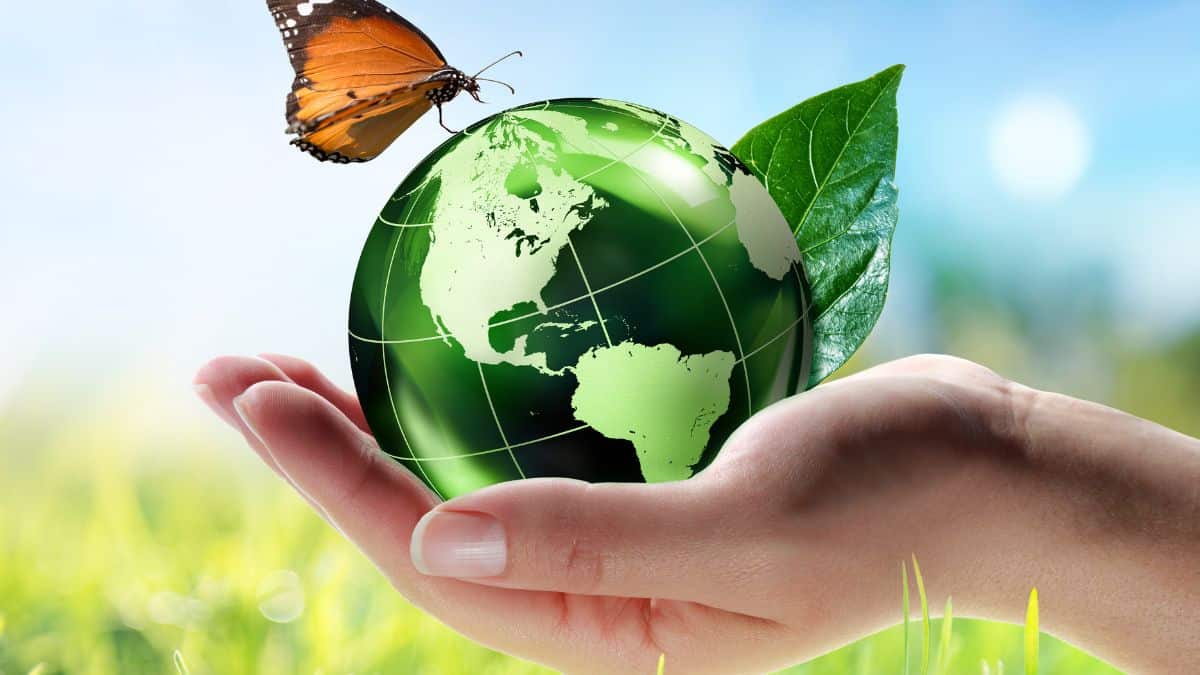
[348,98,813,500]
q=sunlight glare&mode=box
[989,96,1091,202]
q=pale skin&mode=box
[194,353,1200,674]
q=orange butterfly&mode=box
[266,0,519,163]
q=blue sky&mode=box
[1,0,1197,407]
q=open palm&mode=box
[194,353,1031,674]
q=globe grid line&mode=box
[565,130,755,417]
[377,214,431,228]
[378,302,808,465]
[508,121,615,352]
[569,116,671,184]
[353,251,809,414]
[349,217,738,347]
[377,179,443,500]
[388,423,593,463]
[476,362,527,479]
[736,299,810,364]
[733,265,811,367]
[652,191,755,417]
[386,180,433,208]
[564,237,614,347]
[352,303,808,387]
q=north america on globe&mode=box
[349,98,813,500]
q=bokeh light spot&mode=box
[256,570,305,623]
[988,95,1091,202]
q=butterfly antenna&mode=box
[476,77,516,95]
[472,50,523,78]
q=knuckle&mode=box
[560,534,606,594]
[333,436,380,505]
[999,379,1041,454]
[550,482,607,593]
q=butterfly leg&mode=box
[437,104,459,134]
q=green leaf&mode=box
[732,65,904,386]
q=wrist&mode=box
[825,377,1059,633]
[976,385,1200,672]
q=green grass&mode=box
[0,388,1123,674]
[913,556,931,675]
[1026,589,1040,675]
[936,597,954,675]
[883,562,1035,675]
[903,562,911,675]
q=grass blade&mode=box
[902,561,911,675]
[174,650,191,675]
[656,652,665,675]
[936,597,954,675]
[912,555,930,675]
[1025,588,1039,675]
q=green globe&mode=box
[349,98,812,500]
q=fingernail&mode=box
[195,382,233,425]
[232,392,265,445]
[410,510,507,577]
[193,383,216,406]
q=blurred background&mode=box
[1,0,1197,672]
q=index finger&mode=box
[229,381,578,658]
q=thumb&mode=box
[409,476,746,603]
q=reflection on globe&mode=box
[349,98,813,500]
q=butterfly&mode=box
[266,0,520,163]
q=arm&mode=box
[973,387,1200,672]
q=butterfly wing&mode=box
[266,0,449,161]
[292,87,438,162]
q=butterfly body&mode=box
[266,0,514,163]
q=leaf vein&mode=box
[786,69,902,237]
[800,177,889,255]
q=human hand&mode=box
[194,353,1200,674]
